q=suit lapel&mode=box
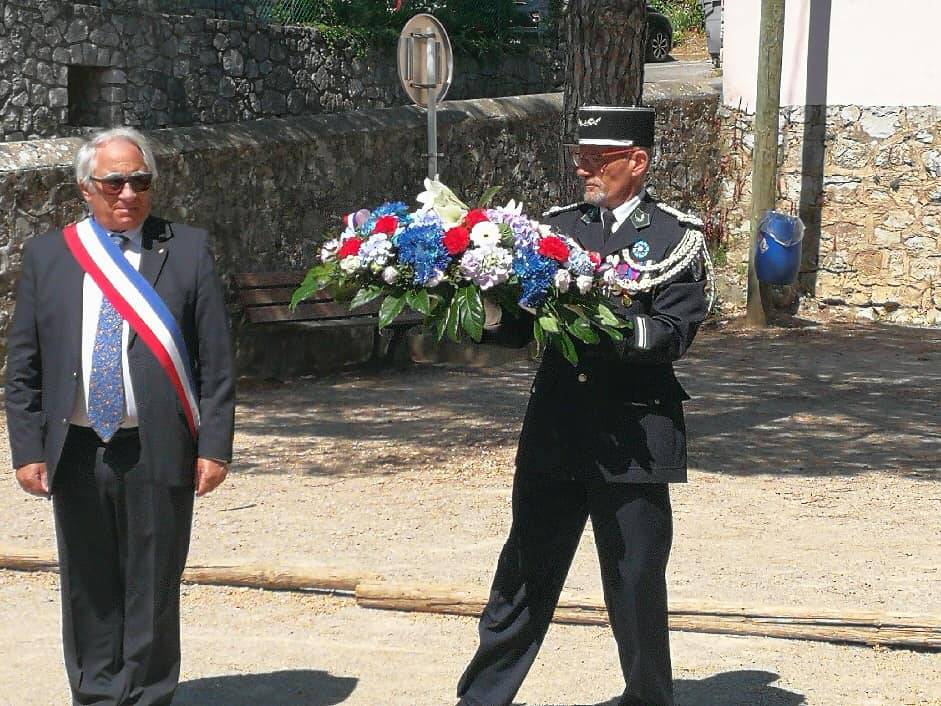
[130,216,170,347]
[60,232,86,364]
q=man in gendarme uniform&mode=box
[456,106,709,706]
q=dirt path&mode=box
[1,322,939,704]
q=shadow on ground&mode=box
[174,669,357,705]
[533,669,805,705]
[232,323,941,480]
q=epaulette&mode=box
[656,202,704,228]
[542,202,582,218]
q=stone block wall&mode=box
[0,85,722,364]
[718,104,941,325]
[0,0,561,142]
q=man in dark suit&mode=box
[457,107,708,706]
[6,127,235,705]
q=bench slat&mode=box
[238,288,334,306]
[234,271,306,288]
[247,302,423,326]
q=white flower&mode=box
[416,179,468,229]
[602,268,619,286]
[470,221,502,248]
[339,255,363,274]
[554,269,571,293]
[537,223,554,237]
[576,274,594,294]
[382,266,399,284]
[502,199,524,216]
[320,238,340,262]
[605,253,621,267]
[425,270,445,288]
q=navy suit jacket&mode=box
[5,215,235,488]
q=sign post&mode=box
[397,14,453,181]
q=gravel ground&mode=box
[1,321,939,705]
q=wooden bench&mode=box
[233,271,423,365]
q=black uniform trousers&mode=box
[456,465,674,706]
[52,425,194,706]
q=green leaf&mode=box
[497,223,514,246]
[290,262,335,309]
[445,294,462,342]
[533,318,546,348]
[538,315,560,333]
[458,285,484,342]
[477,185,503,208]
[599,324,624,342]
[350,285,382,310]
[405,289,433,315]
[595,302,621,327]
[557,330,579,365]
[568,317,600,344]
[378,294,406,328]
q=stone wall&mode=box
[0,0,561,142]
[0,84,722,368]
[718,105,941,326]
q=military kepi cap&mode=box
[577,106,655,148]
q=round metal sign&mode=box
[397,14,453,108]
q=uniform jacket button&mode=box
[577,372,588,383]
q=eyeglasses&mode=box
[567,146,636,173]
[91,173,154,195]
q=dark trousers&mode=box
[52,426,194,706]
[457,468,674,706]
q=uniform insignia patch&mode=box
[631,240,650,259]
[580,205,600,224]
[630,208,651,229]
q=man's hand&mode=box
[194,457,228,497]
[15,463,49,498]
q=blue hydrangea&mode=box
[396,224,450,286]
[364,201,411,234]
[513,248,559,308]
[565,247,595,277]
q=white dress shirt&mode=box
[607,190,644,234]
[71,225,142,428]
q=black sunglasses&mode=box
[91,173,154,195]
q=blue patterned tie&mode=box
[87,235,127,442]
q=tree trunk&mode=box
[562,0,648,200]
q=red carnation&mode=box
[463,209,490,228]
[372,215,398,235]
[537,236,570,263]
[443,226,471,255]
[337,237,362,259]
[588,251,602,269]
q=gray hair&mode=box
[74,127,158,190]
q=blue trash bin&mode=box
[755,210,804,285]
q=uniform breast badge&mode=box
[631,240,650,259]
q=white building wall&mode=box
[722,0,941,110]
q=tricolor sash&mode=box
[64,218,200,438]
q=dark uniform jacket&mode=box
[490,191,708,483]
[5,216,236,489]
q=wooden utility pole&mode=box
[746,0,786,327]
[562,0,647,200]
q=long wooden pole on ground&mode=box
[3,548,939,651]
[746,0,787,327]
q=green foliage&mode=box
[651,0,704,45]
[268,0,534,58]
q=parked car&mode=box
[513,1,674,63]
[645,6,674,62]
